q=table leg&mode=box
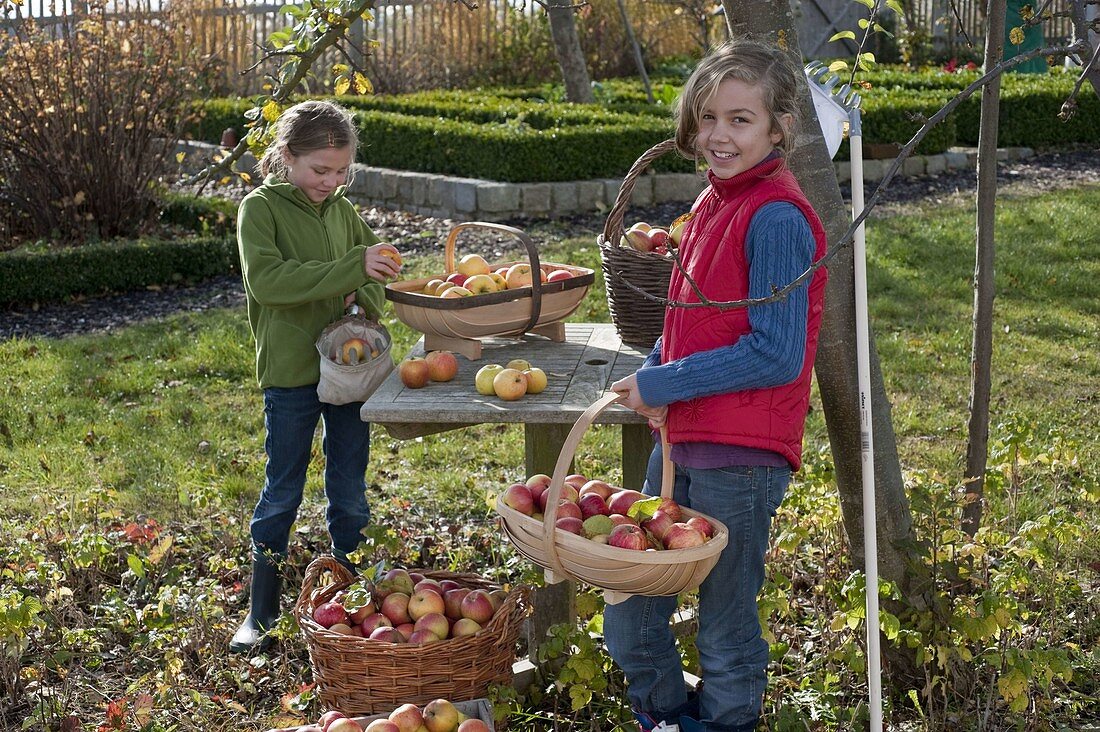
[523,423,576,657]
[622,422,653,490]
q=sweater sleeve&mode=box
[349,206,387,319]
[634,202,814,407]
[237,195,370,309]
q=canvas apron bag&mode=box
[315,307,394,405]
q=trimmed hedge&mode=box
[1,235,238,307]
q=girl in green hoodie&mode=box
[231,100,403,653]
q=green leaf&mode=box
[627,496,661,521]
[829,30,857,42]
[886,0,903,14]
[126,553,145,579]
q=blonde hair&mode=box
[259,100,358,180]
[674,39,801,161]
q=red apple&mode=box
[443,588,471,619]
[328,719,364,732]
[358,612,392,636]
[328,622,355,635]
[686,515,715,539]
[313,601,349,629]
[397,358,430,389]
[553,499,583,522]
[579,479,614,501]
[368,626,406,643]
[439,579,462,593]
[408,588,446,620]
[642,508,676,541]
[413,611,450,640]
[546,269,573,282]
[452,617,482,637]
[460,589,495,624]
[413,578,443,594]
[488,588,507,611]
[501,483,535,515]
[424,350,459,382]
[578,492,611,519]
[319,711,347,732]
[607,490,648,516]
[387,703,424,732]
[406,628,442,645]
[563,473,589,490]
[395,622,415,641]
[608,513,638,527]
[375,568,415,597]
[380,592,412,625]
[658,497,684,522]
[346,598,377,625]
[555,516,584,535]
[608,523,649,551]
[663,522,707,549]
[457,720,492,732]
[445,272,469,287]
[365,720,400,732]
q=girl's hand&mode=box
[364,243,403,281]
[344,292,357,308]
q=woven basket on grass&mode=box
[598,138,684,349]
[495,392,729,605]
[293,556,531,715]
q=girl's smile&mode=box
[696,78,788,179]
[285,145,354,203]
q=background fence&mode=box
[2,0,1084,95]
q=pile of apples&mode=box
[309,568,508,646]
[620,215,689,255]
[399,350,459,389]
[419,254,577,298]
[474,358,546,401]
[500,473,715,551]
[336,336,383,365]
[304,698,489,732]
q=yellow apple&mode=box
[504,263,533,289]
[523,367,547,394]
[487,272,507,290]
[492,368,528,401]
[456,254,491,277]
[422,279,446,296]
[439,286,473,298]
[463,274,498,295]
[505,359,531,371]
[669,220,687,246]
[474,364,504,396]
[422,699,462,732]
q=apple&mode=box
[456,253,491,276]
[629,221,652,233]
[423,699,462,732]
[658,497,684,522]
[443,588,470,619]
[607,489,648,516]
[341,337,370,365]
[358,612,392,636]
[669,219,687,246]
[328,719,365,732]
[406,628,442,645]
[553,499,583,522]
[555,516,584,535]
[319,711,348,732]
[625,224,656,252]
[474,364,504,396]
[328,622,355,635]
[463,273,498,294]
[505,359,531,371]
[579,479,614,501]
[398,358,430,389]
[380,592,412,625]
[582,514,614,539]
[460,589,495,624]
[545,269,573,282]
[487,272,507,290]
[424,350,458,382]
[642,509,676,541]
[395,622,416,640]
[313,601,349,628]
[440,286,473,298]
[451,617,482,637]
[413,578,443,594]
[578,492,611,519]
[457,721,491,732]
[388,703,425,732]
[347,598,377,625]
[487,589,507,611]
[422,279,447,296]
[525,473,552,505]
[365,720,401,732]
[523,368,547,394]
[563,473,589,490]
[492,368,527,401]
[608,513,637,527]
[444,272,469,287]
[500,483,534,515]
[664,523,707,549]
[439,579,461,593]
[536,483,579,513]
[408,588,446,620]
[648,228,671,249]
[368,626,406,643]
[413,611,450,640]
[375,568,415,597]
[504,263,533,289]
[686,516,715,539]
[608,523,649,551]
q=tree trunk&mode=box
[721,0,920,602]
[962,0,1006,537]
[546,1,594,103]
[615,0,654,103]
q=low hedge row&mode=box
[1,235,238,307]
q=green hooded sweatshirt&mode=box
[237,175,386,389]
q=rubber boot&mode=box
[229,554,282,654]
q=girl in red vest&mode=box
[606,39,829,732]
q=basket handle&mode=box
[444,221,543,337]
[293,555,356,616]
[602,138,679,244]
[541,392,674,579]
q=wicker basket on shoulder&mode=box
[495,392,729,605]
[598,138,684,349]
[293,556,531,715]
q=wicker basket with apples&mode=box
[384,222,594,359]
[495,392,729,605]
[265,697,495,732]
[294,556,530,715]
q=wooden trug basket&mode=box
[386,221,594,359]
[495,392,728,605]
[597,139,682,349]
[293,556,531,715]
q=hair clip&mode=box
[327,130,336,147]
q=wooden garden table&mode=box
[359,322,654,668]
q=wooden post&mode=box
[621,422,653,490]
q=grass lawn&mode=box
[1,184,1097,730]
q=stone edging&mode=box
[173,140,1034,219]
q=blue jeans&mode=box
[604,444,789,730]
[250,385,371,564]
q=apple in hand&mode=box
[501,483,535,515]
[398,358,430,389]
[608,523,649,551]
[424,350,458,382]
[474,364,504,396]
[492,368,527,401]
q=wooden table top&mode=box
[360,323,651,428]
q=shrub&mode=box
[0,2,215,244]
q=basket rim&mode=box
[385,260,594,310]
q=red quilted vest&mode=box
[661,159,828,470]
